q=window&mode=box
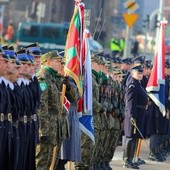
[42,27,60,39]
[22,25,39,37]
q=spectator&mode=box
[4,20,14,45]
[131,37,139,58]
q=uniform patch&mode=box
[40,82,48,91]
[129,84,135,88]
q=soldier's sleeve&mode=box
[93,87,101,113]
[38,77,50,137]
[126,83,137,118]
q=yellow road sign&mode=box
[123,13,139,28]
[124,0,139,13]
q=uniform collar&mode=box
[44,66,57,78]
[0,77,2,84]
[17,78,22,86]
[1,77,9,86]
[32,73,36,80]
[8,80,14,90]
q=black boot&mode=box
[105,162,112,170]
[56,159,67,170]
[148,148,164,162]
[123,139,139,169]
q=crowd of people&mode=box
[0,40,170,170]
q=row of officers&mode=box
[0,43,126,170]
[1,41,170,170]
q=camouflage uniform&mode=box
[90,70,107,169]
[36,51,69,170]
[77,69,101,170]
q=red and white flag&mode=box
[146,20,168,116]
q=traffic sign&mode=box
[124,0,139,13]
[123,13,139,28]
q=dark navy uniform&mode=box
[123,65,148,169]
[124,78,148,139]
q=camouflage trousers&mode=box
[78,133,94,167]
[103,128,121,162]
[90,129,107,164]
[36,142,61,170]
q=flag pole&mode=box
[67,1,82,170]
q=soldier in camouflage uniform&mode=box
[100,57,125,169]
[76,56,102,170]
[36,51,69,170]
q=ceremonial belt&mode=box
[137,105,146,109]
[31,114,38,121]
[19,115,31,123]
[0,113,12,122]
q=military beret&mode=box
[41,50,63,64]
[91,55,99,63]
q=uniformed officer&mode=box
[0,45,12,169]
[36,50,69,170]
[16,49,33,170]
[123,65,148,169]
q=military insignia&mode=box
[129,84,135,88]
[40,82,48,91]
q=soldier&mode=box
[147,62,168,162]
[7,46,22,170]
[0,46,12,169]
[17,49,34,170]
[123,65,148,169]
[36,50,69,170]
[76,55,102,170]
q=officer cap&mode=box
[27,51,35,64]
[17,49,31,64]
[24,42,41,56]
[122,58,130,64]
[131,65,143,73]
[41,50,63,64]
[115,57,122,64]
[15,59,22,66]
[2,46,10,61]
[8,46,18,61]
[132,56,145,65]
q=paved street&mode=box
[65,140,170,170]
